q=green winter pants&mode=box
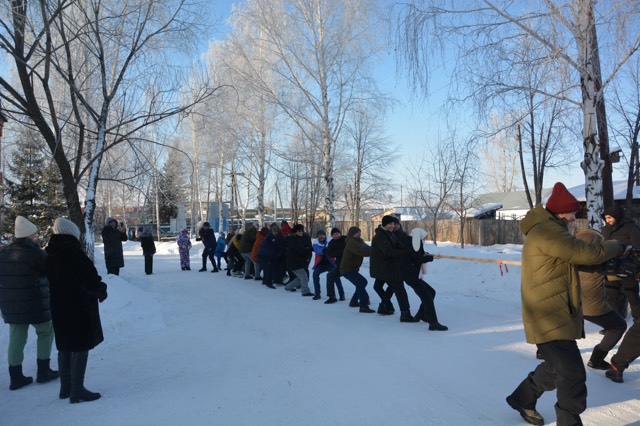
[7,321,54,366]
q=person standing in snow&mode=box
[311,229,333,300]
[572,229,627,371]
[340,226,374,313]
[506,182,624,426]
[323,227,346,304]
[601,205,640,321]
[139,226,156,275]
[214,231,226,271]
[370,215,417,322]
[0,216,59,391]
[239,222,258,279]
[198,222,218,273]
[101,217,128,275]
[284,224,314,296]
[46,217,107,403]
[401,228,448,331]
[177,228,192,271]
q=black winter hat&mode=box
[381,215,399,226]
[330,227,341,235]
[602,205,624,222]
[316,229,326,236]
[292,224,304,233]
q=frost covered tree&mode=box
[0,0,219,257]
[395,0,640,229]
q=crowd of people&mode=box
[2,186,640,423]
[186,217,448,332]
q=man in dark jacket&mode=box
[101,217,127,275]
[601,205,640,320]
[324,228,346,304]
[0,216,59,390]
[198,222,218,273]
[370,215,417,322]
[284,224,314,296]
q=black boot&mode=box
[386,301,395,314]
[587,348,611,370]
[36,358,59,383]
[377,303,392,315]
[8,365,33,390]
[400,310,420,323]
[58,351,71,399]
[428,322,448,331]
[606,363,624,383]
[70,351,101,403]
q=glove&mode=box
[98,291,108,303]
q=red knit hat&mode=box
[546,182,580,214]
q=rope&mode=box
[435,254,521,276]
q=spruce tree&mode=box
[4,133,67,234]
[157,148,187,224]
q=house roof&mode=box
[476,189,553,211]
[544,181,640,203]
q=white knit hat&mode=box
[410,228,428,252]
[15,216,37,238]
[53,217,81,240]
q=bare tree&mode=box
[406,139,457,246]
[0,0,219,257]
[395,0,640,230]
[342,107,398,226]
[226,0,387,229]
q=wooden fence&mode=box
[335,218,592,246]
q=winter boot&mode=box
[9,365,33,390]
[359,306,375,313]
[324,297,338,304]
[606,363,624,383]
[58,351,71,399]
[587,348,611,370]
[70,351,101,403]
[377,303,392,315]
[36,358,59,383]
[199,259,207,272]
[506,395,544,426]
[386,301,396,314]
[348,297,359,308]
[428,322,448,331]
[400,310,420,323]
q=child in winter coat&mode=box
[177,228,192,271]
[214,232,226,271]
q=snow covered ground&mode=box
[1,238,639,425]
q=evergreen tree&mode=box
[157,148,187,224]
[4,132,67,235]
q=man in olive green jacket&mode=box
[506,182,624,426]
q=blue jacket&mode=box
[215,236,226,255]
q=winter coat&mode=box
[326,235,347,267]
[286,234,312,270]
[227,235,242,258]
[215,236,226,255]
[200,228,216,250]
[340,236,371,275]
[312,238,335,268]
[251,230,267,262]
[398,231,433,282]
[177,234,192,251]
[140,236,156,255]
[369,226,406,281]
[519,205,623,344]
[578,265,613,317]
[0,238,50,325]
[101,219,127,270]
[601,207,640,247]
[45,234,106,352]
[257,233,277,260]
[239,224,257,253]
